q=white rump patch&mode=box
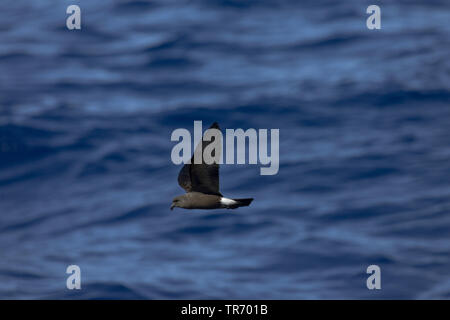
[220,197,237,206]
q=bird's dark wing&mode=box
[177,122,222,196]
[177,164,193,192]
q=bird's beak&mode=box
[170,203,175,210]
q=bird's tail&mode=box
[232,198,253,208]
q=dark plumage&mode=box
[171,122,253,210]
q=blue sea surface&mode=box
[0,0,449,299]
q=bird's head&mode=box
[171,195,186,210]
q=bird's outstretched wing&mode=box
[177,122,222,196]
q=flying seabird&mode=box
[171,122,253,210]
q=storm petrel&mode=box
[171,122,253,210]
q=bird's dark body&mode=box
[171,122,253,211]
[180,192,222,210]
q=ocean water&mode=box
[0,0,449,299]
